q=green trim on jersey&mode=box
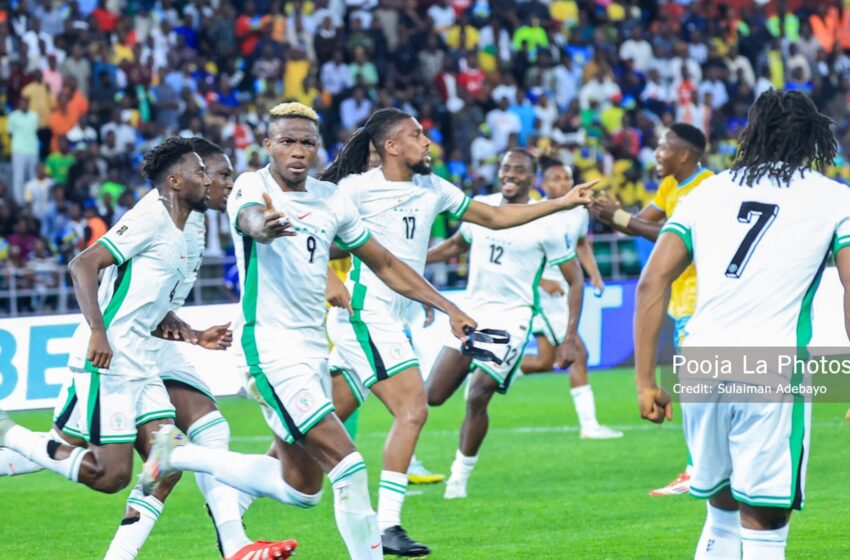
[240,238,261,366]
[347,256,381,377]
[531,257,547,311]
[532,307,562,346]
[549,252,577,266]
[160,375,217,403]
[53,382,77,424]
[85,259,134,373]
[660,223,693,256]
[339,369,366,405]
[834,234,850,254]
[730,488,795,509]
[84,371,100,442]
[386,358,419,377]
[97,237,126,265]
[232,202,264,236]
[449,195,472,221]
[460,227,472,244]
[334,230,371,251]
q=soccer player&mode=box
[319,108,595,556]
[424,149,585,499]
[592,122,712,494]
[634,90,850,559]
[138,103,477,560]
[0,137,209,497]
[520,157,622,440]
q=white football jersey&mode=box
[228,167,371,367]
[663,169,850,348]
[540,205,589,286]
[67,193,188,378]
[339,167,471,319]
[460,193,576,311]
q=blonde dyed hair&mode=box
[269,102,319,123]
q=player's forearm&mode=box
[608,212,662,241]
[237,207,276,244]
[576,238,603,286]
[837,249,850,342]
[475,198,567,229]
[426,237,466,263]
[69,254,107,332]
[633,274,668,391]
[369,252,460,316]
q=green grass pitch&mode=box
[3,368,850,559]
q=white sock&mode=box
[170,443,321,508]
[4,425,87,482]
[187,412,251,557]
[0,446,44,476]
[377,470,408,532]
[238,489,256,516]
[741,525,789,560]
[571,385,600,430]
[448,449,478,486]
[104,485,164,560]
[329,452,381,559]
[694,503,741,559]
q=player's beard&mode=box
[410,158,431,175]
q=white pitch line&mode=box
[230,419,850,443]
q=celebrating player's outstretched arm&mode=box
[354,237,477,339]
[461,179,598,229]
[634,225,692,424]
[150,313,233,350]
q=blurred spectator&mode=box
[9,98,39,206]
[21,70,54,158]
[23,163,54,226]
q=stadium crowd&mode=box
[0,0,849,312]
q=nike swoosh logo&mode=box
[297,212,311,220]
[371,543,380,549]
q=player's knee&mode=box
[427,388,447,407]
[91,464,133,493]
[466,386,492,412]
[398,400,428,428]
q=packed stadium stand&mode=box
[0,0,845,315]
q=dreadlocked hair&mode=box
[319,108,412,183]
[189,137,225,159]
[142,136,195,184]
[731,90,837,187]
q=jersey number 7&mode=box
[725,201,779,279]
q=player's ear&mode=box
[263,137,272,152]
[383,137,399,157]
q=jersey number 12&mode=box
[725,201,779,278]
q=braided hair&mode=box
[319,108,412,183]
[731,90,837,187]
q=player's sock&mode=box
[741,525,788,559]
[328,452,381,559]
[186,411,252,557]
[170,443,319,507]
[0,446,44,476]
[238,489,256,516]
[694,503,741,559]
[447,449,478,486]
[377,470,408,531]
[104,485,164,560]
[571,384,600,430]
[4,425,87,482]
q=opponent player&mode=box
[138,103,477,559]
[592,123,712,494]
[424,149,584,498]
[0,138,209,498]
[320,108,595,556]
[635,90,850,559]
[519,157,621,439]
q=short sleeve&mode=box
[649,177,671,215]
[578,208,591,239]
[834,214,850,255]
[459,222,474,244]
[660,194,697,256]
[542,219,575,266]
[435,176,471,220]
[334,193,371,250]
[97,204,159,266]
[227,172,267,235]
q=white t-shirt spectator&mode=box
[726,55,756,87]
[698,79,729,109]
[470,136,499,183]
[552,63,581,110]
[321,61,352,96]
[485,108,522,151]
[534,100,558,137]
[340,97,373,130]
[491,84,517,104]
[428,4,456,36]
[578,77,621,110]
[619,38,654,72]
[101,121,137,151]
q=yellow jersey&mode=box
[650,168,714,319]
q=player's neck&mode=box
[673,163,701,184]
[502,193,529,204]
[158,192,191,230]
[381,160,414,182]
